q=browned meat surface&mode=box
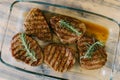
[24,8,52,41]
[50,16,86,44]
[77,35,107,70]
[11,33,43,66]
[44,43,75,72]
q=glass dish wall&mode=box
[0,1,119,80]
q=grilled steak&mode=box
[77,35,107,70]
[11,33,43,66]
[24,8,52,41]
[50,16,86,44]
[44,43,75,72]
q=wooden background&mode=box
[0,0,120,80]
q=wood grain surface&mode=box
[0,0,120,80]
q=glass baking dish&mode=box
[0,1,120,80]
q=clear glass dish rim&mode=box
[0,1,120,80]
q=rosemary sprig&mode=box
[59,19,81,35]
[81,41,104,59]
[20,33,37,61]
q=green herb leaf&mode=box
[83,41,104,59]
[20,33,37,61]
[59,19,81,35]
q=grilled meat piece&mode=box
[11,33,43,66]
[24,8,52,41]
[77,35,107,70]
[50,16,86,44]
[44,43,75,72]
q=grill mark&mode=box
[26,36,33,42]
[21,56,28,62]
[14,51,21,59]
[52,46,62,71]
[55,27,76,37]
[64,49,73,71]
[81,59,106,66]
[17,51,26,61]
[26,28,50,33]
[60,35,75,40]
[25,26,50,31]
[25,38,35,49]
[51,46,59,67]
[37,33,52,37]
[36,59,42,64]
[51,46,60,71]
[11,41,22,50]
[12,37,21,45]
[59,48,70,72]
[19,51,27,58]
[63,57,71,72]
[99,48,107,58]
[28,40,36,48]
[44,45,52,61]
[56,46,66,71]
[30,43,37,50]
[25,57,31,64]
[25,9,42,19]
[35,48,43,60]
[11,38,22,49]
[67,59,74,71]
[49,45,58,66]
[47,45,56,64]
[58,48,67,72]
[25,16,44,22]
[24,21,43,26]
[81,58,105,65]
[56,26,76,37]
[55,30,76,43]
[26,30,52,40]
[29,16,44,21]
[12,45,24,55]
